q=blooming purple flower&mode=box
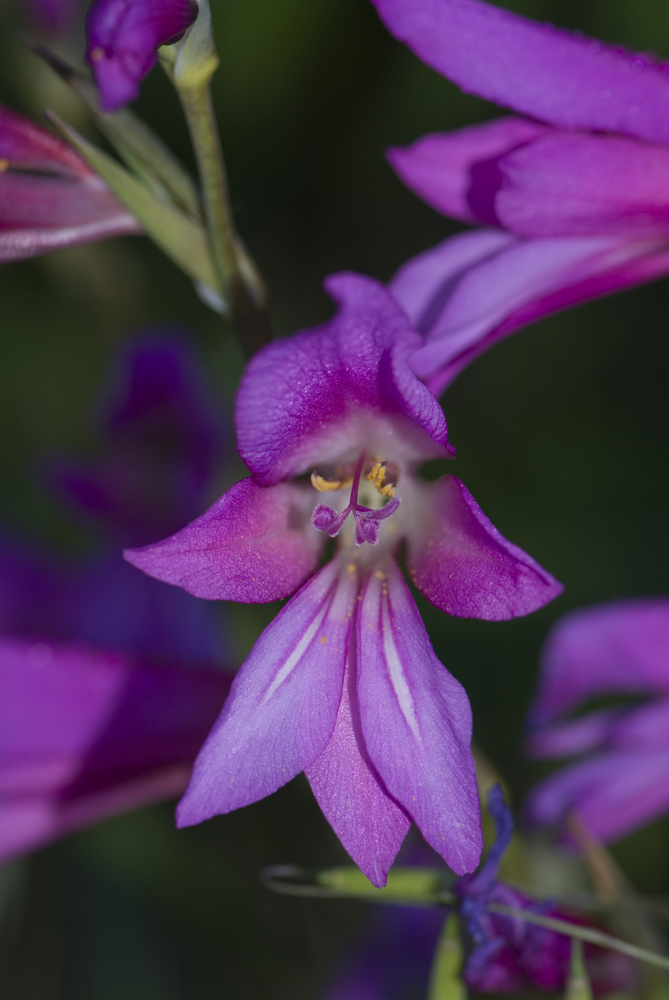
[0,104,141,263]
[371,0,669,395]
[0,636,230,864]
[525,599,669,844]
[455,786,635,995]
[126,273,562,886]
[85,0,199,111]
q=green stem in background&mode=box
[564,940,593,1000]
[488,903,669,973]
[165,0,272,358]
[427,914,468,1000]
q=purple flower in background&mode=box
[456,786,635,995]
[26,0,80,38]
[0,636,230,864]
[371,0,669,396]
[0,105,141,263]
[126,273,562,886]
[86,0,199,111]
[525,599,669,844]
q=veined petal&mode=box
[357,559,482,876]
[387,118,547,225]
[176,559,359,824]
[306,640,411,888]
[236,272,451,486]
[529,598,669,726]
[398,232,669,395]
[371,0,669,144]
[525,748,669,843]
[405,476,562,620]
[124,477,324,603]
[498,133,669,237]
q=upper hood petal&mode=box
[356,558,482,876]
[176,559,358,824]
[236,272,451,486]
[371,0,669,144]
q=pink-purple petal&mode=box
[529,598,669,726]
[306,648,411,888]
[497,133,669,237]
[525,749,669,843]
[176,559,359,825]
[406,476,562,620]
[235,272,451,486]
[124,477,323,604]
[526,709,620,760]
[371,0,669,144]
[396,232,669,396]
[387,118,547,225]
[356,559,482,876]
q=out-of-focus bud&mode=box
[85,0,199,112]
[0,104,141,262]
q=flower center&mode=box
[310,452,401,546]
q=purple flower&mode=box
[371,0,669,395]
[85,0,199,111]
[456,786,635,995]
[525,599,669,844]
[0,104,141,263]
[0,636,230,864]
[125,273,562,886]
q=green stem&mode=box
[488,903,669,972]
[177,80,271,358]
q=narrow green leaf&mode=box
[261,864,455,907]
[46,111,220,295]
[32,45,200,217]
[428,914,468,1000]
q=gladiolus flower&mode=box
[126,273,562,886]
[371,0,669,395]
[0,104,141,262]
[85,0,199,111]
[525,599,669,844]
[0,637,230,864]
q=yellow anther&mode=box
[0,159,8,173]
[311,471,342,492]
[89,46,105,61]
[366,459,395,497]
[379,482,395,497]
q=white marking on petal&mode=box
[262,598,333,704]
[381,590,420,741]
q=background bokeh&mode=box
[0,0,668,996]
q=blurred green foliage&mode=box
[0,0,669,996]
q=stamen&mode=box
[310,452,400,546]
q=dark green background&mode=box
[0,0,668,995]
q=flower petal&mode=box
[85,0,198,111]
[529,598,669,726]
[0,104,140,261]
[371,0,669,144]
[387,118,547,225]
[526,709,621,759]
[356,559,482,875]
[0,637,230,863]
[396,232,669,395]
[176,559,359,824]
[525,749,669,843]
[497,133,669,237]
[124,477,323,603]
[236,272,451,486]
[306,642,411,888]
[406,476,562,620]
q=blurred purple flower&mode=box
[525,599,669,844]
[456,786,635,995]
[371,0,669,395]
[25,0,80,37]
[85,0,199,111]
[126,273,562,886]
[0,636,230,864]
[0,104,141,263]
